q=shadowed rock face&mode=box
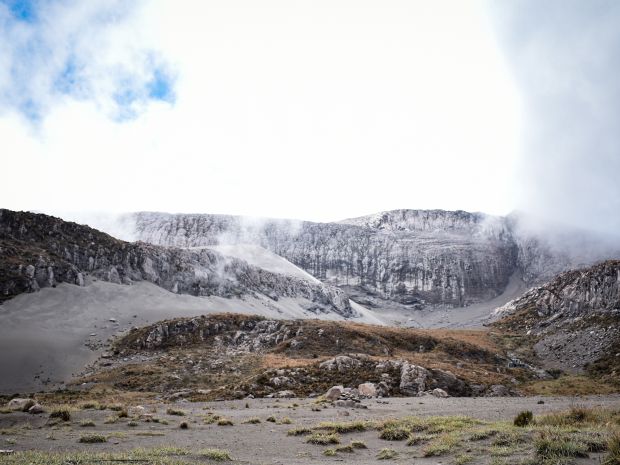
[0,209,352,316]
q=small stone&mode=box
[431,388,448,398]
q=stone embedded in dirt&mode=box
[487,384,511,397]
[28,403,44,414]
[325,385,344,401]
[128,406,146,417]
[269,376,293,387]
[7,398,35,412]
[334,399,368,409]
[275,390,296,398]
[163,389,195,401]
[358,382,377,397]
[431,388,449,398]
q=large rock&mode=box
[428,369,468,396]
[325,385,344,401]
[319,356,362,372]
[399,362,429,395]
[486,385,511,397]
[358,382,377,398]
[7,398,35,412]
[128,406,146,417]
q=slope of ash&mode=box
[0,209,352,316]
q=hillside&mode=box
[493,260,620,385]
[77,313,555,400]
[0,209,351,315]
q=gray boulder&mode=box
[358,382,377,398]
[325,385,344,401]
[7,398,35,412]
[319,356,362,372]
[399,362,429,395]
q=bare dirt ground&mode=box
[2,395,618,464]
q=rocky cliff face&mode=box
[122,209,620,309]
[128,210,520,308]
[0,209,352,317]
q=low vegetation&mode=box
[197,448,232,461]
[307,432,341,445]
[48,407,71,422]
[377,448,398,459]
[78,434,107,443]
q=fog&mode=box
[490,0,620,238]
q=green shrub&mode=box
[49,407,71,422]
[198,448,232,461]
[307,432,340,445]
[79,434,107,443]
[536,433,589,459]
[166,408,186,416]
[377,448,397,460]
[604,432,620,465]
[514,410,533,427]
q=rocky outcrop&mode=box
[0,209,352,316]
[496,260,620,320]
[494,260,620,374]
[100,314,526,397]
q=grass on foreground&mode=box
[1,446,232,465]
[292,407,620,464]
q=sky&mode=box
[0,0,618,235]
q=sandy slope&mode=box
[203,244,321,283]
[0,280,382,394]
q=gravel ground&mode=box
[1,395,618,464]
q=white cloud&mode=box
[0,0,523,222]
